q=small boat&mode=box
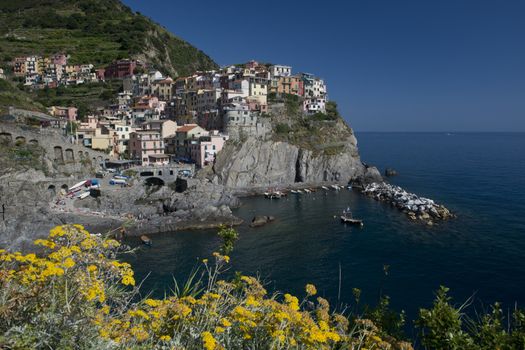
[304,188,311,193]
[290,190,298,194]
[77,191,90,199]
[297,189,303,194]
[110,179,127,185]
[331,185,340,190]
[322,186,329,190]
[340,208,363,227]
[140,235,152,246]
[69,180,86,192]
[265,192,282,199]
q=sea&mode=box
[124,132,525,336]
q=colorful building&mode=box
[129,130,165,165]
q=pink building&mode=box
[95,68,105,81]
[129,130,165,165]
[52,53,68,66]
[245,60,259,69]
[48,106,78,121]
[189,131,228,168]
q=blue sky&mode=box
[123,0,524,132]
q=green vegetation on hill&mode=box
[33,80,123,119]
[0,79,45,114]
[0,0,218,114]
[0,0,218,76]
[271,96,354,155]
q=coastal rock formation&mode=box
[213,137,379,191]
[250,215,275,228]
[362,182,455,224]
[0,167,241,249]
[385,168,398,177]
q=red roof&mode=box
[177,124,198,132]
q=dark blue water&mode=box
[124,132,525,333]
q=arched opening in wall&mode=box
[54,146,64,163]
[0,132,12,145]
[60,184,69,193]
[140,171,154,177]
[158,170,163,176]
[78,151,84,159]
[145,177,165,187]
[65,148,74,162]
[29,139,39,146]
[15,136,26,145]
[169,170,174,175]
[47,184,56,196]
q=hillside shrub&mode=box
[0,225,409,349]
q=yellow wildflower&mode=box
[284,293,300,311]
[220,318,232,327]
[34,239,56,249]
[145,298,161,307]
[159,335,171,341]
[121,275,135,286]
[245,295,260,307]
[306,283,317,296]
[62,257,75,269]
[49,226,66,237]
[202,331,217,350]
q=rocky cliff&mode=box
[213,108,382,191]
[213,138,376,190]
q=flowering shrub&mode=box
[0,225,411,349]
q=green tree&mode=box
[65,121,78,135]
[217,225,238,255]
[416,286,474,350]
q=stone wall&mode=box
[0,122,111,166]
[225,121,271,141]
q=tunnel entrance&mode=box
[144,177,165,187]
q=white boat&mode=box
[322,186,329,190]
[290,190,298,194]
[69,180,86,192]
[78,192,90,200]
[297,189,303,193]
[331,185,340,190]
[304,189,311,193]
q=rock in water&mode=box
[250,215,275,228]
[362,182,455,222]
[385,168,398,177]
